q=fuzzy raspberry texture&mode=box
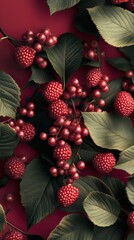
[4,156,25,179]
[4,230,23,240]
[92,152,116,174]
[127,211,134,229]
[114,91,134,116]
[57,184,79,207]
[86,68,101,88]
[43,81,63,102]
[53,142,72,161]
[48,99,68,119]
[15,46,36,68]
[111,0,128,4]
[21,123,35,141]
[126,0,134,12]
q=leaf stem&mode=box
[0,28,17,47]
[6,221,27,236]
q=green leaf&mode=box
[0,124,18,159]
[82,112,134,151]
[107,58,131,71]
[126,176,134,205]
[47,0,80,15]
[79,0,105,8]
[88,6,134,47]
[83,191,121,227]
[0,204,6,231]
[127,231,134,240]
[29,66,53,84]
[61,176,112,213]
[114,145,134,174]
[93,221,127,240]
[0,70,20,118]
[82,58,100,67]
[45,33,83,84]
[20,158,61,229]
[48,214,94,240]
[120,46,134,66]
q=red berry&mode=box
[91,40,98,49]
[111,0,128,4]
[43,81,63,102]
[15,46,36,68]
[9,120,15,127]
[48,137,57,146]
[33,42,42,52]
[98,99,106,107]
[71,78,80,87]
[122,80,129,91]
[49,167,58,177]
[27,110,34,118]
[102,75,109,82]
[71,172,80,180]
[60,128,70,140]
[37,33,46,44]
[58,169,65,175]
[77,161,85,170]
[86,68,101,88]
[4,230,23,240]
[87,50,95,59]
[74,138,83,145]
[21,122,35,141]
[95,108,102,112]
[126,70,134,78]
[25,29,34,36]
[81,127,89,137]
[101,85,109,92]
[99,80,107,89]
[114,91,134,116]
[63,162,70,170]
[16,119,24,126]
[92,152,116,174]
[126,0,134,12]
[57,161,64,168]
[4,156,25,179]
[63,91,70,100]
[39,132,47,140]
[45,36,55,47]
[69,166,77,174]
[27,102,35,110]
[17,131,25,139]
[48,99,68,119]
[127,211,134,229]
[39,60,48,69]
[92,89,101,99]
[4,193,14,203]
[66,178,74,184]
[20,108,27,116]
[53,142,72,161]
[129,84,134,93]
[43,28,51,37]
[57,184,79,207]
[54,116,66,126]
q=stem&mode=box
[6,221,27,236]
[0,36,8,41]
[0,28,17,47]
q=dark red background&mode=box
[0,1,130,239]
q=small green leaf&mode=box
[29,66,53,84]
[127,231,134,240]
[83,191,121,227]
[114,145,134,174]
[82,58,100,67]
[0,124,18,159]
[48,214,94,240]
[47,0,80,15]
[120,46,134,66]
[0,204,6,231]
[126,176,134,205]
[20,158,61,229]
[0,70,20,118]
[88,6,134,47]
[45,33,83,84]
[107,58,131,71]
[82,112,134,151]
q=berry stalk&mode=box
[0,28,17,47]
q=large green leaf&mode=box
[126,176,134,205]
[120,46,134,66]
[0,70,20,118]
[0,204,6,231]
[0,124,18,159]
[20,158,61,229]
[107,58,131,72]
[88,6,134,47]
[48,214,94,240]
[61,176,112,212]
[45,33,83,84]
[47,0,80,15]
[82,112,134,151]
[83,191,121,227]
[114,145,134,174]
[29,66,53,84]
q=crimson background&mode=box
[0,1,131,239]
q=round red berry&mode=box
[15,46,36,68]
[53,142,72,161]
[92,152,116,174]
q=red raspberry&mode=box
[4,230,23,240]
[53,142,72,161]
[21,122,35,141]
[15,46,36,68]
[43,81,63,102]
[111,0,128,4]
[4,156,25,179]
[86,68,101,88]
[114,91,134,116]
[48,99,68,119]
[127,211,134,229]
[57,184,79,207]
[126,0,134,12]
[92,153,116,174]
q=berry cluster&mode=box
[15,27,57,68]
[122,70,134,93]
[19,102,35,118]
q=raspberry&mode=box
[15,46,36,68]
[21,122,35,141]
[126,0,134,12]
[57,184,79,207]
[4,156,25,179]
[53,142,72,161]
[114,91,134,116]
[4,230,23,240]
[48,99,68,119]
[111,0,128,4]
[127,211,134,229]
[43,81,63,102]
[92,153,116,174]
[86,68,101,88]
